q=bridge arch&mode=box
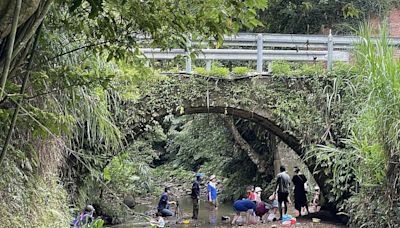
[132,73,334,203]
[134,73,326,156]
[173,105,302,156]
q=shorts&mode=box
[278,192,289,203]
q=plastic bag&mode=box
[267,213,275,222]
[282,214,293,222]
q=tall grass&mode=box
[353,24,400,184]
[306,25,400,227]
[341,24,400,227]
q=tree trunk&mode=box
[223,116,268,174]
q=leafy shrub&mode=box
[271,61,291,75]
[330,62,360,76]
[232,66,252,76]
[193,67,208,75]
[209,66,229,77]
[296,63,325,76]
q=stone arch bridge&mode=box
[129,73,346,208]
[133,73,332,157]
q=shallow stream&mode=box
[109,197,346,228]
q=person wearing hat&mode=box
[254,187,271,223]
[207,174,218,224]
[191,173,203,220]
[207,174,218,207]
[312,186,320,212]
[254,187,262,203]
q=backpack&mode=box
[304,182,309,192]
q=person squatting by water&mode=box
[71,205,95,227]
[313,185,321,212]
[275,165,291,220]
[157,187,176,217]
[292,166,310,216]
[191,173,203,220]
[254,186,271,223]
[231,198,257,225]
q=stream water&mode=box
[108,197,346,228]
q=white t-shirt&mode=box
[158,217,165,228]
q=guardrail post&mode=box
[256,34,263,73]
[185,36,192,74]
[206,60,212,71]
[327,30,333,72]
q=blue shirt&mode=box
[233,199,256,212]
[207,182,217,201]
[158,192,168,210]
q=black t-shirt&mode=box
[191,180,200,199]
[292,174,307,191]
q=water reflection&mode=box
[112,197,234,227]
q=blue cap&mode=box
[195,173,204,177]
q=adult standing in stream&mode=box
[275,165,291,220]
[292,166,310,216]
[191,173,203,220]
[207,174,218,224]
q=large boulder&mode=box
[0,0,41,38]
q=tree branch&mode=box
[47,40,114,61]
[222,116,267,173]
[25,79,100,100]
[0,0,21,99]
[0,23,42,167]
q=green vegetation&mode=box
[305,27,400,227]
[271,61,327,76]
[252,0,398,34]
[232,66,254,76]
[1,0,400,227]
[194,65,253,78]
[272,61,292,75]
[0,0,267,226]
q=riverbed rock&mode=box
[123,195,136,208]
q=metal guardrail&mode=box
[141,48,349,62]
[140,32,400,73]
[207,33,400,49]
